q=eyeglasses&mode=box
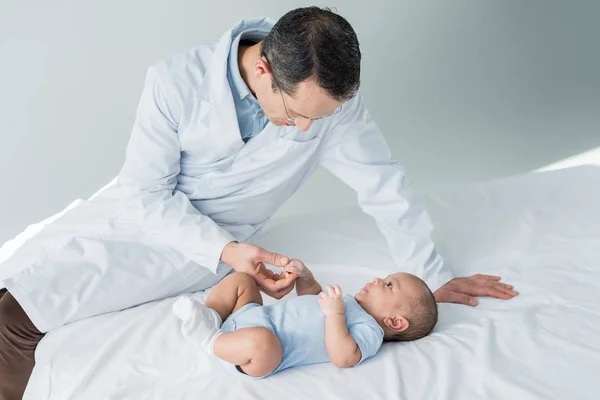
[262,52,343,122]
[279,89,343,122]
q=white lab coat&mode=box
[0,18,453,332]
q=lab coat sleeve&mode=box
[319,94,454,292]
[117,66,236,274]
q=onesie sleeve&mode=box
[348,321,385,364]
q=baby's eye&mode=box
[386,282,392,288]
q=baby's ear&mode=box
[384,315,409,333]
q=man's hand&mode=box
[220,242,297,299]
[255,267,298,299]
[434,274,519,306]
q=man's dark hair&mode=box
[261,6,361,102]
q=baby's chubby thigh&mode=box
[214,326,283,378]
[239,327,283,377]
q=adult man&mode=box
[0,7,516,399]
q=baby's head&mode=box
[354,273,438,342]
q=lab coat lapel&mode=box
[196,28,242,153]
[196,18,281,158]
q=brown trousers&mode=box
[0,288,44,400]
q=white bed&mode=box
[19,166,600,399]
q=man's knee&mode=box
[0,292,42,344]
[0,291,44,400]
[0,292,22,330]
[242,328,282,377]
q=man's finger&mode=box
[499,283,517,293]
[266,287,292,300]
[436,290,478,306]
[471,282,516,299]
[493,282,519,296]
[275,271,293,280]
[256,274,295,300]
[473,285,514,300]
[457,280,511,298]
[273,272,297,290]
[474,274,502,281]
[253,262,269,277]
[492,283,518,298]
[269,281,296,299]
[266,251,289,267]
[453,292,478,306]
[261,267,274,279]
[255,275,278,292]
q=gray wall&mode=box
[1,0,599,244]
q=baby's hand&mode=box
[283,258,313,280]
[284,258,322,296]
[318,285,345,316]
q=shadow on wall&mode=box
[359,1,600,185]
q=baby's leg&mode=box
[213,327,282,377]
[205,272,263,322]
[173,272,273,374]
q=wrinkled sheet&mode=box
[22,166,600,399]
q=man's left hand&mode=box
[255,264,297,300]
[434,274,519,306]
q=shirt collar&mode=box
[228,28,269,102]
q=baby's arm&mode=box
[319,285,362,368]
[283,259,322,296]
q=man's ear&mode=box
[384,315,409,333]
[256,57,272,76]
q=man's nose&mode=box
[296,119,313,131]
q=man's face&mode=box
[253,59,343,132]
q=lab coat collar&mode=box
[196,17,274,149]
[197,17,274,105]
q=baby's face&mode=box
[354,273,426,321]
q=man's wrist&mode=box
[220,241,239,265]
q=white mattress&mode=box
[24,166,600,399]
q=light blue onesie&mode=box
[219,294,385,378]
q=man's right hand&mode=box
[220,242,297,299]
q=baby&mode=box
[173,259,438,378]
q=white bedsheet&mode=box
[24,166,600,399]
